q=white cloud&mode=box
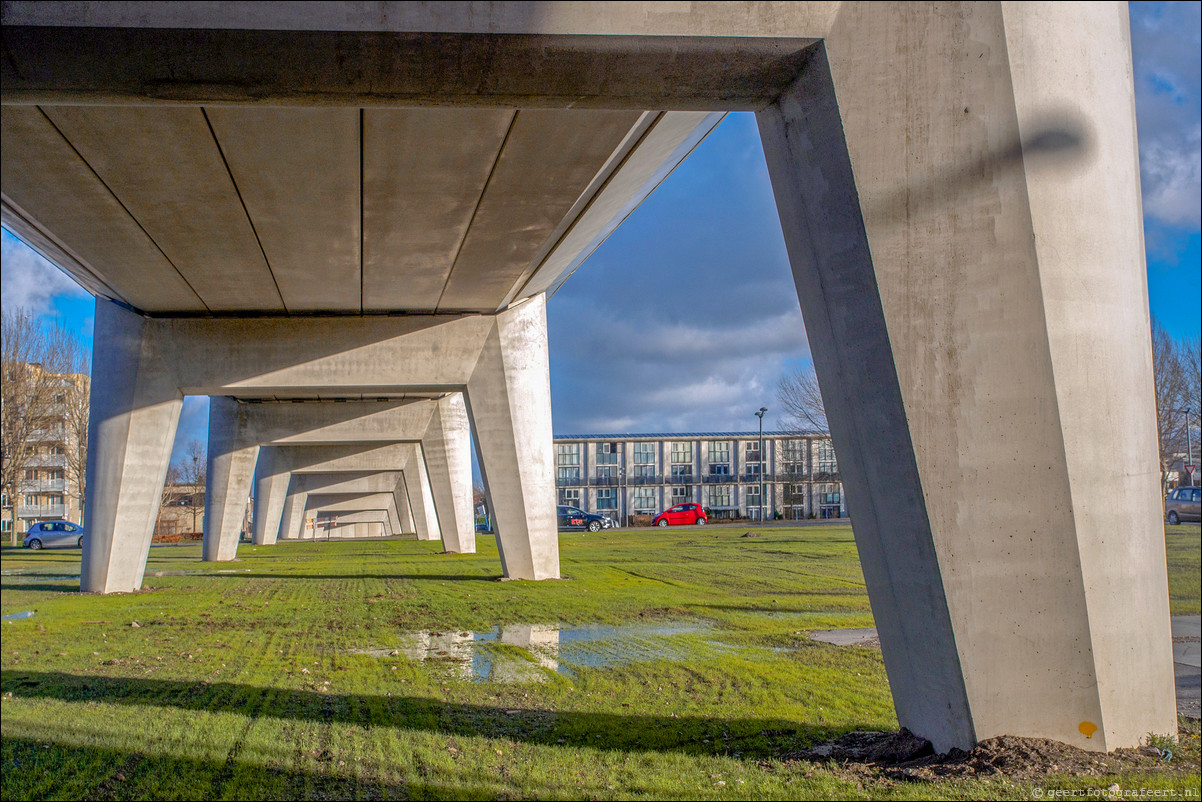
[1130,2,1202,229]
[1,229,89,315]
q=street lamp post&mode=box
[755,407,767,521]
[1187,407,1194,487]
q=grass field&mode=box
[1,522,1198,800]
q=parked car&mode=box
[23,520,85,550]
[1166,486,1201,524]
[557,505,615,532]
[652,503,707,527]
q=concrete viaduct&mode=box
[0,1,1173,753]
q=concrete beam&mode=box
[756,2,1173,751]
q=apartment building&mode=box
[553,432,847,523]
[1,367,86,538]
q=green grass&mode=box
[1166,524,1201,615]
[0,522,1198,800]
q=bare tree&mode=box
[1152,321,1191,496]
[1,308,77,544]
[776,365,829,435]
[1183,336,1201,484]
[59,334,90,525]
[178,438,207,534]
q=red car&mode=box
[653,503,707,527]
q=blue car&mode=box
[23,520,85,550]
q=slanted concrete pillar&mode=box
[279,490,308,541]
[393,477,415,535]
[252,456,290,546]
[407,446,441,542]
[757,2,1174,751]
[422,394,476,553]
[465,295,558,580]
[203,397,259,561]
[82,301,184,593]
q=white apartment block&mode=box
[553,432,847,523]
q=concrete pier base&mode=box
[203,397,259,561]
[466,297,559,580]
[422,394,475,553]
[81,302,183,594]
[756,2,1175,751]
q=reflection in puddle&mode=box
[1,610,36,621]
[350,622,712,683]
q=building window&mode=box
[707,485,733,507]
[670,442,693,464]
[24,469,37,481]
[24,494,38,506]
[671,464,693,480]
[745,462,761,477]
[47,494,63,506]
[558,488,581,506]
[783,439,806,463]
[0,519,10,534]
[746,484,761,505]
[816,440,838,475]
[633,464,656,479]
[0,493,9,509]
[596,442,619,465]
[671,485,692,502]
[596,465,617,482]
[632,442,655,465]
[557,466,580,484]
[50,445,64,455]
[745,441,762,463]
[632,487,656,513]
[596,488,617,510]
[557,444,580,467]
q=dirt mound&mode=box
[787,727,1193,781]
[741,531,761,538]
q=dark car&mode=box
[652,503,707,527]
[23,520,85,549]
[557,505,613,532]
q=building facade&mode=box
[553,432,847,523]
[1,367,86,538]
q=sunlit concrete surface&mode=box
[0,0,1172,752]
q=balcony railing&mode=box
[555,476,586,487]
[18,479,66,493]
[702,474,738,483]
[626,475,661,486]
[740,473,778,483]
[24,454,68,468]
[17,504,68,519]
[666,473,694,484]
[812,471,842,482]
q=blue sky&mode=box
[3,2,1199,467]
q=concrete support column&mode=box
[280,490,308,541]
[465,295,559,580]
[203,397,259,561]
[81,300,183,593]
[756,2,1174,751]
[393,477,415,535]
[422,394,476,553]
[408,446,441,542]
[252,453,289,546]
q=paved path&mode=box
[811,615,1202,718]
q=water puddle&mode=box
[349,621,714,682]
[2,574,79,582]
[146,569,252,577]
[1,610,36,621]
